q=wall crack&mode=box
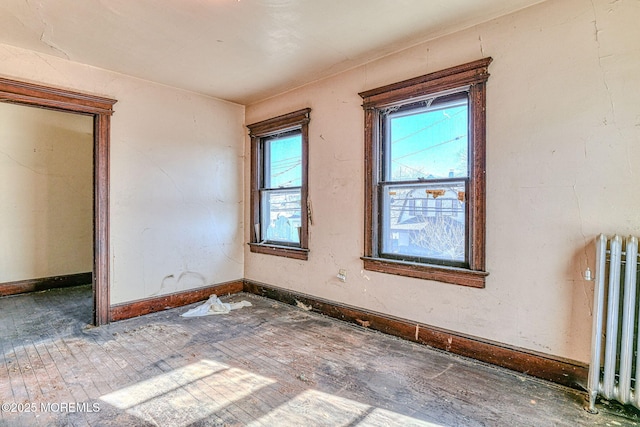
[591,0,617,128]
[27,0,71,59]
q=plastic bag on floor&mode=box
[181,294,252,317]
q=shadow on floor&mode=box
[0,284,92,345]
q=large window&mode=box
[359,59,491,287]
[247,108,310,260]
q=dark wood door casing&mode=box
[0,77,117,326]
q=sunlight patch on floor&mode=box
[100,359,276,426]
[247,388,443,427]
[101,359,442,426]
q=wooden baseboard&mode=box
[110,279,244,322]
[0,272,92,297]
[242,279,588,391]
[105,276,589,390]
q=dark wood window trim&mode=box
[0,77,116,325]
[359,58,491,288]
[247,108,311,261]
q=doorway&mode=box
[0,77,116,325]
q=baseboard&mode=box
[0,272,92,297]
[110,279,244,322]
[242,279,588,391]
[105,276,589,390]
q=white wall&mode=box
[0,103,93,282]
[244,0,640,363]
[0,43,245,304]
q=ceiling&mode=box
[0,0,544,105]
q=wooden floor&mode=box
[1,286,638,427]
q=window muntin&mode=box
[359,58,491,288]
[259,131,302,246]
[380,95,469,267]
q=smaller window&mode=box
[247,109,310,260]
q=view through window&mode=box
[381,94,469,266]
[260,131,302,245]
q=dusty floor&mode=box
[1,285,639,426]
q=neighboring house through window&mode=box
[359,58,491,287]
[247,108,310,260]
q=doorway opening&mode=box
[0,77,116,326]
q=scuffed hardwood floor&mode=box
[1,285,638,426]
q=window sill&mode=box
[249,243,309,260]
[361,257,488,288]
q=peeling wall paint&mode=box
[108,80,245,303]
[244,0,640,363]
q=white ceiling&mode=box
[0,0,544,105]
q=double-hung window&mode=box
[359,58,491,287]
[247,108,310,260]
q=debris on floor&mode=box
[181,294,252,317]
[296,373,312,383]
[355,318,370,328]
[295,300,313,311]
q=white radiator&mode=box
[588,234,640,412]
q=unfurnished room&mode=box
[1,0,640,426]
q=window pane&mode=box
[381,182,466,263]
[261,188,301,244]
[388,98,468,181]
[265,133,301,189]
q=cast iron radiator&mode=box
[588,234,640,412]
